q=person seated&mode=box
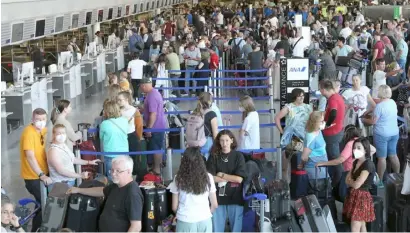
[67,156,143,232]
[1,196,25,232]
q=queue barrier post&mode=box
[268,67,276,151]
[39,182,47,219]
[179,127,185,150]
[163,148,173,181]
[164,70,170,103]
[75,149,83,186]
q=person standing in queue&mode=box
[207,130,246,232]
[319,79,345,187]
[20,108,52,232]
[139,77,166,176]
[67,156,143,232]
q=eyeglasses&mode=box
[40,135,44,146]
[109,169,127,175]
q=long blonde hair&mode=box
[239,95,256,120]
[193,92,212,116]
[306,111,323,133]
[108,84,122,101]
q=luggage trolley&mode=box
[243,187,269,232]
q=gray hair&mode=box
[378,84,392,99]
[112,155,134,172]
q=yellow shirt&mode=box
[20,125,48,180]
[120,79,130,91]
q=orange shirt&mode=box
[120,79,130,91]
[20,125,48,180]
[134,110,143,140]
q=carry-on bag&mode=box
[270,213,302,232]
[39,183,70,232]
[64,178,107,232]
[140,187,170,232]
[385,173,406,211]
[265,180,291,222]
[387,200,410,232]
[366,196,384,232]
[294,194,333,232]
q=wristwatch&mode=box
[38,172,44,178]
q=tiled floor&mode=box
[1,84,281,203]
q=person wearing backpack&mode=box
[128,28,144,54]
[231,32,246,61]
[186,92,218,160]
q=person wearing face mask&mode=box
[47,124,100,191]
[343,137,376,232]
[206,130,246,232]
[19,108,52,232]
[298,111,330,180]
[238,96,260,151]
[51,100,82,151]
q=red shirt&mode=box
[164,22,175,36]
[323,93,345,136]
[210,53,219,70]
[374,41,385,59]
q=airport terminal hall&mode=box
[1,0,410,232]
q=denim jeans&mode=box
[323,131,344,187]
[397,58,407,82]
[104,156,114,181]
[201,137,214,161]
[212,205,244,232]
[185,65,197,93]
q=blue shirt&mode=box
[100,117,129,157]
[187,14,193,25]
[374,99,399,137]
[305,131,327,157]
[396,39,408,60]
[128,34,143,53]
[264,8,273,17]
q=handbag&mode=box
[285,136,304,158]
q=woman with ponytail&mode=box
[51,100,82,151]
[192,92,218,160]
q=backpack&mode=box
[185,109,211,147]
[231,39,243,59]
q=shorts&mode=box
[147,132,165,151]
[373,133,399,158]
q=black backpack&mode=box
[231,39,243,59]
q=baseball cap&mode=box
[140,77,152,84]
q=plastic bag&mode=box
[401,161,410,195]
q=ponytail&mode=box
[50,99,70,124]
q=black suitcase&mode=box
[65,180,106,232]
[141,187,170,232]
[270,213,302,232]
[265,180,291,222]
[366,196,384,232]
[385,173,406,212]
[387,201,410,232]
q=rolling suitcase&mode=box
[140,187,170,232]
[134,139,148,182]
[265,180,291,222]
[366,196,384,232]
[385,173,406,212]
[270,213,302,232]
[294,194,335,232]
[387,200,410,232]
[39,183,70,232]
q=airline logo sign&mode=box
[289,67,307,73]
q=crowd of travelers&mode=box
[2,0,410,232]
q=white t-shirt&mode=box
[127,59,147,80]
[372,70,386,98]
[269,17,279,28]
[291,37,309,57]
[121,106,136,134]
[339,27,353,39]
[240,111,260,150]
[168,173,216,223]
[342,86,370,114]
[216,13,224,25]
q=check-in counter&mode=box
[50,71,69,103]
[2,86,33,127]
[81,60,95,97]
[106,50,116,73]
[34,74,58,112]
[1,98,12,150]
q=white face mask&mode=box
[34,120,46,130]
[55,134,67,143]
[319,122,326,130]
[353,149,365,159]
[239,106,245,112]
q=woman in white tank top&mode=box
[47,124,100,190]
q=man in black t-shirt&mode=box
[67,156,143,232]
